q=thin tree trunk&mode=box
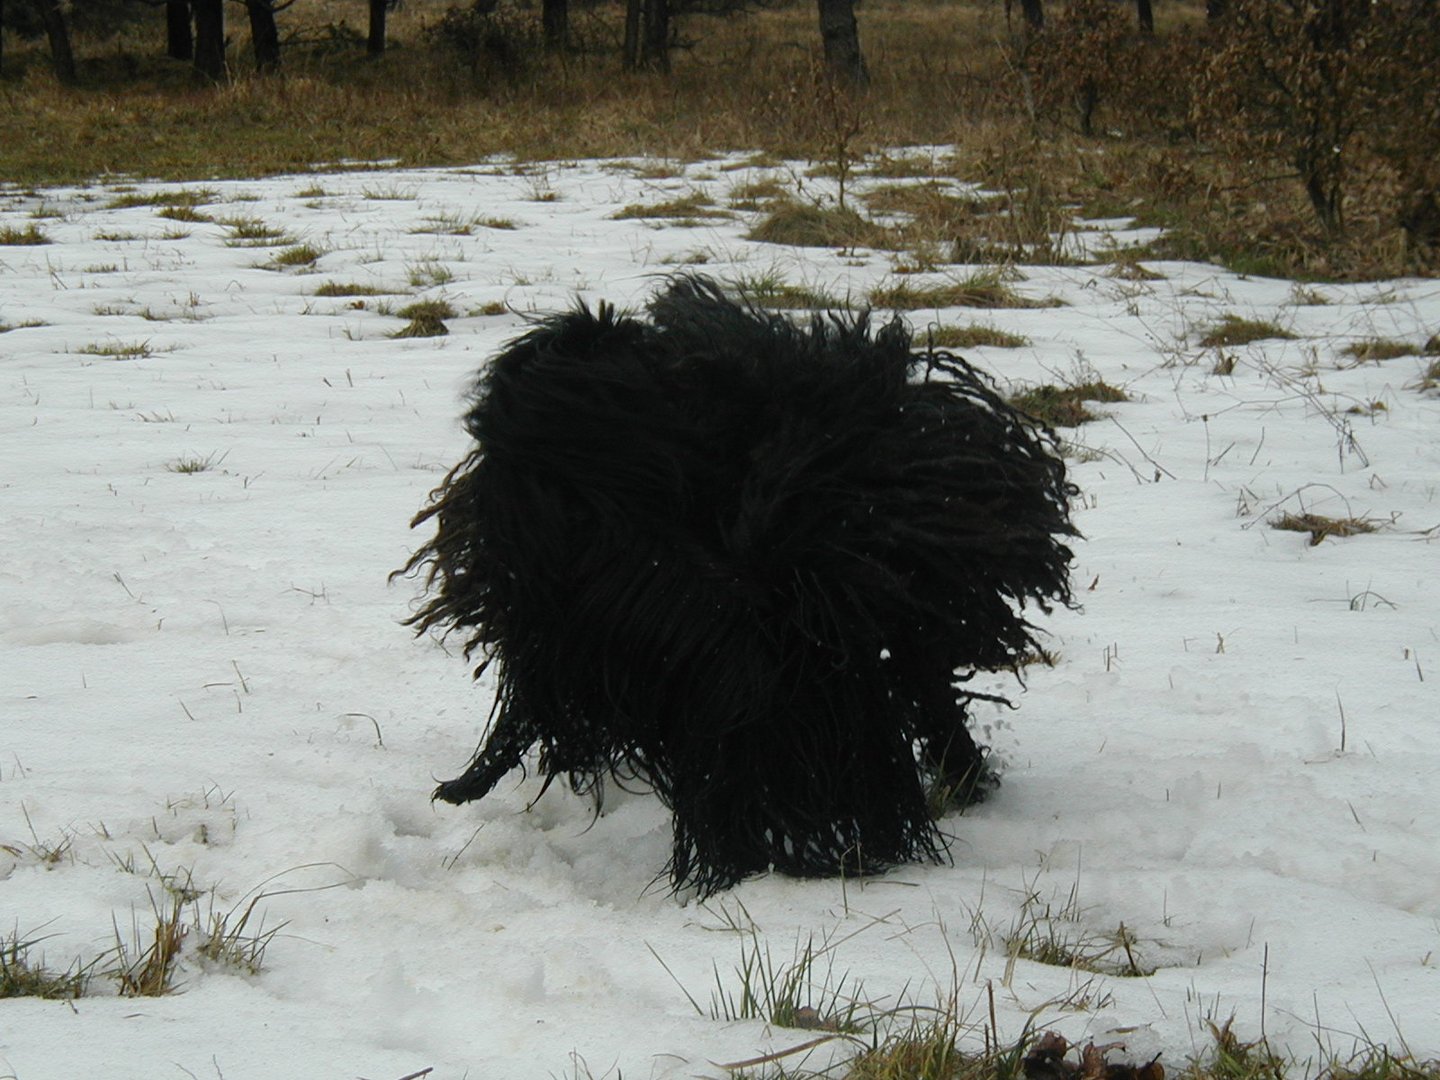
[1,0,6,77]
[166,0,193,61]
[1019,0,1044,31]
[817,0,868,88]
[246,0,280,72]
[40,0,78,85]
[367,0,387,56]
[542,0,568,51]
[623,0,641,68]
[192,0,226,82]
[640,0,669,72]
[1137,0,1154,34]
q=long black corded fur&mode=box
[400,276,1076,896]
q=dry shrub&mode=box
[422,0,545,84]
[1195,0,1440,264]
[1025,0,1144,136]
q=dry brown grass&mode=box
[1270,512,1380,546]
[1,1,1435,281]
[1010,381,1129,427]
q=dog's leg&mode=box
[433,706,535,805]
[901,650,993,809]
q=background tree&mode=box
[242,0,282,72]
[367,0,396,56]
[624,0,668,71]
[38,0,77,84]
[192,0,224,80]
[166,0,192,60]
[817,0,866,87]
[541,0,566,51]
[1137,0,1153,35]
[1196,0,1371,236]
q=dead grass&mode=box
[1198,316,1297,348]
[392,298,455,338]
[748,200,881,249]
[1,930,93,1000]
[313,281,387,297]
[1270,512,1380,545]
[737,273,845,311]
[1010,382,1129,427]
[112,890,187,997]
[0,223,52,245]
[223,216,292,246]
[157,205,214,223]
[269,242,324,268]
[922,324,1030,350]
[1340,338,1416,362]
[727,177,790,210]
[106,188,216,209]
[1,1,1433,279]
[870,270,1059,311]
[612,192,730,222]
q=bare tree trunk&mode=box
[1019,0,1044,31]
[40,0,78,85]
[166,0,194,61]
[245,0,280,72]
[542,0,568,51]
[623,0,641,68]
[192,0,226,82]
[1137,0,1154,34]
[640,0,669,72]
[367,0,388,56]
[817,0,868,88]
[1,0,7,77]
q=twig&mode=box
[1107,416,1176,480]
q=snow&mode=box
[2,156,1438,1080]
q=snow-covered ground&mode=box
[2,156,1437,1080]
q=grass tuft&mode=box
[748,200,880,248]
[157,205,214,223]
[314,281,387,298]
[1198,316,1297,348]
[77,340,156,360]
[0,223,52,245]
[392,313,451,338]
[223,216,292,247]
[397,299,458,321]
[612,191,729,223]
[166,451,225,474]
[1,930,93,1000]
[407,260,456,288]
[1270,512,1379,545]
[738,273,844,311]
[107,189,215,209]
[923,324,1030,350]
[270,243,325,269]
[728,177,790,210]
[1340,338,1415,362]
[1010,382,1129,428]
[871,270,1059,311]
[709,930,866,1034]
[112,889,187,997]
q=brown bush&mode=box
[1025,0,1144,136]
[1194,0,1439,260]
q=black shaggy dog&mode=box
[402,276,1075,896]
